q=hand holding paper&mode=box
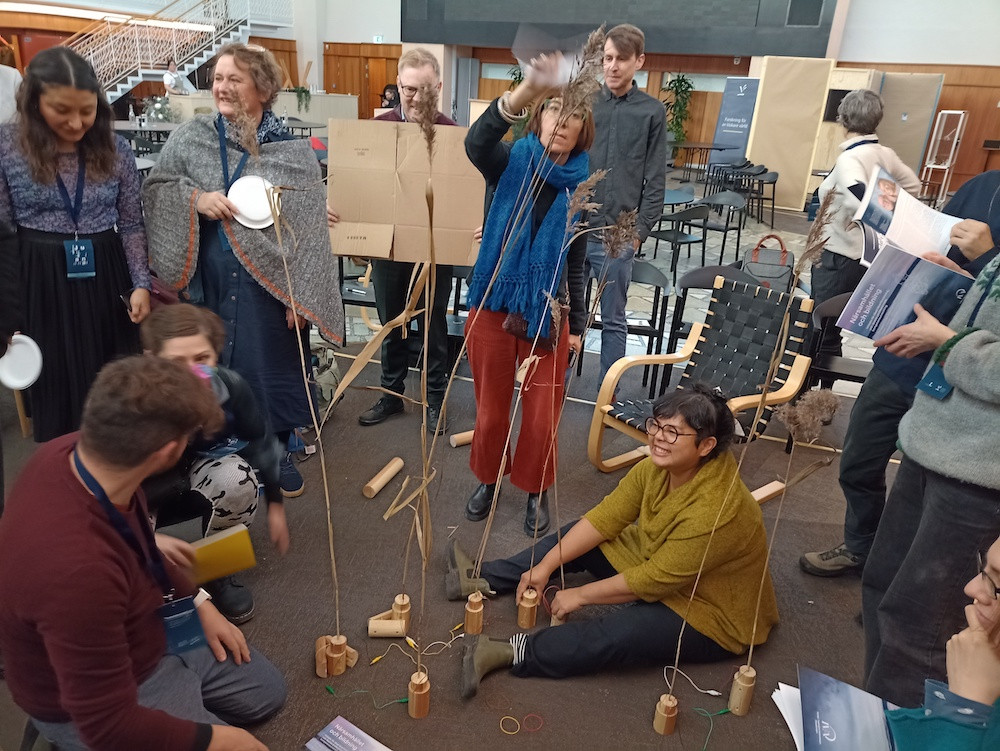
[873,303,955,358]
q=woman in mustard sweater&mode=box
[448,384,779,697]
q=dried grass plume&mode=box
[795,189,837,274]
[566,168,606,236]
[414,84,439,159]
[562,25,606,121]
[602,209,639,258]
[775,389,840,444]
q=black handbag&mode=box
[740,234,795,293]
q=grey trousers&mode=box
[31,646,285,750]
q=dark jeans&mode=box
[840,367,915,558]
[862,456,1000,707]
[811,250,866,356]
[371,259,453,405]
[482,523,734,680]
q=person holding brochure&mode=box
[801,171,1000,577]
[885,533,1000,749]
[0,357,284,751]
[862,245,1000,707]
[813,89,920,357]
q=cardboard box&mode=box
[328,119,484,266]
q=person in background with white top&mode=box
[813,88,921,357]
[0,62,21,122]
[163,58,193,96]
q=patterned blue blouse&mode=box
[0,124,151,289]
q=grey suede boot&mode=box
[461,635,514,699]
[445,539,493,601]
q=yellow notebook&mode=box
[191,524,257,584]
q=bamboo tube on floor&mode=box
[392,593,411,631]
[363,457,404,498]
[464,591,484,634]
[408,671,430,718]
[728,665,756,716]
[326,634,348,676]
[314,636,330,677]
[517,588,538,629]
[367,614,407,637]
[449,430,474,448]
[653,694,678,735]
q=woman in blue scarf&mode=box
[463,55,593,537]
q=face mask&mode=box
[191,363,215,381]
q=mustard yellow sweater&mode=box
[584,452,779,654]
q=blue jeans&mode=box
[586,237,635,383]
[862,456,1000,707]
[32,647,286,749]
[840,367,914,558]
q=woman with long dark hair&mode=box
[0,47,151,441]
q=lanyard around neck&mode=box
[216,114,250,191]
[73,448,174,600]
[844,138,878,152]
[55,154,86,235]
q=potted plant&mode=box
[661,73,694,159]
[291,85,311,113]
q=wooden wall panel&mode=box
[323,43,401,119]
[477,78,512,102]
[249,36,298,88]
[840,62,1000,190]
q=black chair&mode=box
[648,204,709,283]
[748,171,779,228]
[446,265,473,368]
[666,264,759,355]
[578,260,672,398]
[688,191,747,265]
[588,275,813,472]
[706,156,750,195]
[130,135,163,157]
[804,292,873,391]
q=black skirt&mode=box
[18,226,140,442]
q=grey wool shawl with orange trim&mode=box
[142,114,345,345]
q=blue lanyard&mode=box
[968,260,1000,327]
[844,138,878,152]
[55,155,86,235]
[216,114,249,191]
[73,448,174,600]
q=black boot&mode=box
[524,491,549,537]
[204,575,254,624]
[465,482,497,522]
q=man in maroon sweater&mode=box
[0,357,285,751]
[329,47,458,435]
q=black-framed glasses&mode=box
[977,550,1000,601]
[399,84,419,97]
[644,418,697,444]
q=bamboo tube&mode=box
[367,611,407,637]
[653,694,678,735]
[464,591,484,635]
[392,593,411,631]
[363,457,404,498]
[408,671,430,718]
[449,429,474,448]
[728,665,756,716]
[517,588,538,629]
[327,634,348,676]
[314,636,330,677]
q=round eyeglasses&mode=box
[977,550,1000,601]
[644,418,697,444]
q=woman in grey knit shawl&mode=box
[143,44,344,497]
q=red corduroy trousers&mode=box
[465,307,570,493]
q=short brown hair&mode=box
[214,43,283,108]
[526,98,595,156]
[80,357,223,468]
[141,303,226,356]
[606,24,645,59]
[398,48,441,80]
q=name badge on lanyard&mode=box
[57,156,96,279]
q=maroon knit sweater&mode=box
[0,434,208,751]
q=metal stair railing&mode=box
[63,0,288,96]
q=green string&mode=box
[693,707,730,751]
[325,685,408,710]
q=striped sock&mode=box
[510,633,527,665]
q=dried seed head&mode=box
[560,25,606,126]
[565,168,607,236]
[796,189,837,273]
[601,209,639,258]
[227,96,260,158]
[414,83,439,158]
[775,389,840,443]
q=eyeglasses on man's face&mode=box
[644,417,697,444]
[977,550,1000,601]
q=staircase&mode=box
[64,0,289,103]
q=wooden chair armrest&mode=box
[728,354,812,414]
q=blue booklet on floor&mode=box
[305,716,393,751]
[798,666,897,751]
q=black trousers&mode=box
[481,523,735,679]
[371,259,452,404]
[811,250,867,356]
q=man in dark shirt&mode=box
[586,24,667,384]
[800,171,1000,576]
[0,357,285,751]
[329,47,457,435]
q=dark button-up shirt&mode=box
[589,83,667,242]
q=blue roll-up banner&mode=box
[710,77,759,164]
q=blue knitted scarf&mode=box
[467,133,589,338]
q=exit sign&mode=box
[373,35,384,43]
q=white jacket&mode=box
[818,134,921,260]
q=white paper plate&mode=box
[227,175,275,230]
[0,334,42,390]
